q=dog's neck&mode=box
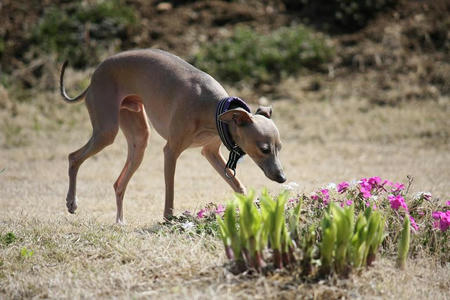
[215,97,251,171]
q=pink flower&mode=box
[409,215,419,231]
[392,182,405,193]
[321,189,330,205]
[368,176,382,187]
[439,215,449,232]
[360,187,372,199]
[197,208,207,219]
[388,194,407,211]
[432,210,450,232]
[359,179,372,198]
[422,193,432,201]
[446,201,450,207]
[433,220,440,229]
[382,179,393,186]
[337,181,349,194]
[346,200,353,206]
[432,211,443,219]
[310,193,320,201]
[215,204,225,215]
[321,189,329,198]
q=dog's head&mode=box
[219,106,286,183]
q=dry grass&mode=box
[0,81,449,298]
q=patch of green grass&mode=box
[19,247,34,259]
[32,0,138,68]
[191,25,333,87]
[1,232,17,246]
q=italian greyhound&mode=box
[60,49,286,223]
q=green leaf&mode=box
[397,216,410,270]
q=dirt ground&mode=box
[0,80,449,298]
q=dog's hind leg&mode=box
[113,98,150,224]
[66,90,120,214]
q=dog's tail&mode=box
[60,60,89,103]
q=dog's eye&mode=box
[260,147,271,154]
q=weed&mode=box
[160,203,221,236]
[1,232,16,246]
[20,247,34,259]
[191,25,333,87]
[32,0,137,68]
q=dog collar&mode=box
[215,97,251,177]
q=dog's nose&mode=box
[275,173,286,183]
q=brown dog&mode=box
[60,49,286,223]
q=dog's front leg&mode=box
[163,142,182,219]
[201,141,247,195]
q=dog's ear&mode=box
[219,108,253,126]
[255,106,272,119]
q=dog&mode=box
[60,49,286,223]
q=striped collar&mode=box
[215,97,251,177]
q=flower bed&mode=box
[161,177,449,276]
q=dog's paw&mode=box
[115,219,126,226]
[237,187,247,195]
[66,197,78,214]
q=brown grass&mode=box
[0,76,449,298]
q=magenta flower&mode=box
[382,179,393,186]
[368,176,382,187]
[321,189,329,199]
[346,200,353,206]
[432,210,450,232]
[310,193,320,201]
[388,194,407,211]
[360,187,371,198]
[409,215,419,231]
[215,204,225,215]
[321,189,330,205]
[197,208,207,219]
[392,182,405,193]
[337,181,349,194]
[433,220,440,229]
[446,201,450,207]
[359,179,372,198]
[439,212,449,231]
[432,211,443,219]
[422,193,432,201]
